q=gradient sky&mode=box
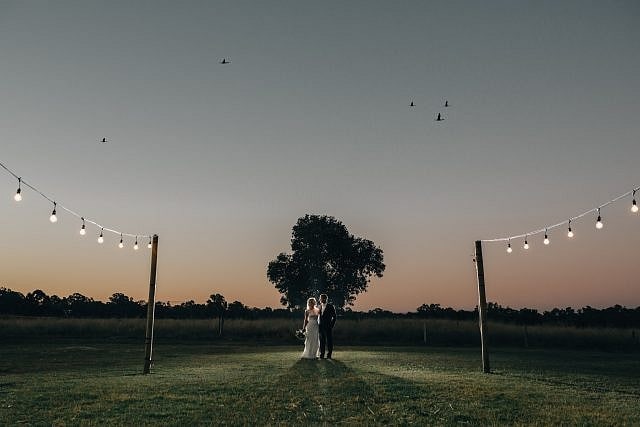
[1,1,639,312]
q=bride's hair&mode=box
[307,297,316,310]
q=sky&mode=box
[1,0,639,312]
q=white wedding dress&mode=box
[301,310,320,359]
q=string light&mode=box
[481,184,640,255]
[49,202,58,223]
[119,234,124,249]
[506,240,512,253]
[14,178,22,202]
[134,237,139,251]
[148,237,152,249]
[595,208,603,229]
[1,159,152,249]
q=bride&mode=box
[301,297,320,359]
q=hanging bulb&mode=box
[98,229,104,244]
[543,230,550,245]
[567,220,574,238]
[523,237,529,250]
[147,237,152,249]
[118,235,124,249]
[134,237,139,251]
[596,209,603,229]
[632,191,638,213]
[79,218,86,235]
[14,178,22,202]
[49,202,58,223]
[506,241,512,253]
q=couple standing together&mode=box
[301,294,336,360]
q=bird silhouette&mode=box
[435,113,444,122]
[410,101,415,107]
[219,58,231,64]
[444,100,449,107]
[100,137,107,143]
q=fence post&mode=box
[423,320,427,345]
[143,234,159,374]
[475,240,490,373]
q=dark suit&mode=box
[319,303,336,358]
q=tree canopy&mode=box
[267,214,385,310]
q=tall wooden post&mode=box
[475,240,490,373]
[143,234,159,374]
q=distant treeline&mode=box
[1,287,640,328]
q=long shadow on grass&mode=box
[266,357,463,424]
[268,358,379,423]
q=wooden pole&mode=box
[474,240,490,373]
[143,234,159,374]
[423,321,427,345]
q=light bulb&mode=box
[80,219,86,236]
[543,233,550,245]
[147,238,152,249]
[596,215,603,229]
[632,199,638,213]
[523,239,529,250]
[567,229,573,238]
[49,203,57,223]
[14,178,22,202]
[506,243,512,253]
[98,229,104,244]
[118,235,124,249]
[134,241,139,250]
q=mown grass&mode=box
[0,341,639,425]
[2,317,640,350]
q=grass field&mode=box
[3,317,639,350]
[1,341,639,425]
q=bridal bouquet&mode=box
[295,329,306,340]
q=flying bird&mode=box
[219,58,231,64]
[435,113,444,122]
[100,137,107,143]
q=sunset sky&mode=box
[1,1,639,312]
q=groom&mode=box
[318,294,336,359]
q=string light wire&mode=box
[1,160,151,240]
[481,186,640,243]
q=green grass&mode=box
[1,341,639,425]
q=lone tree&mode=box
[267,214,385,310]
